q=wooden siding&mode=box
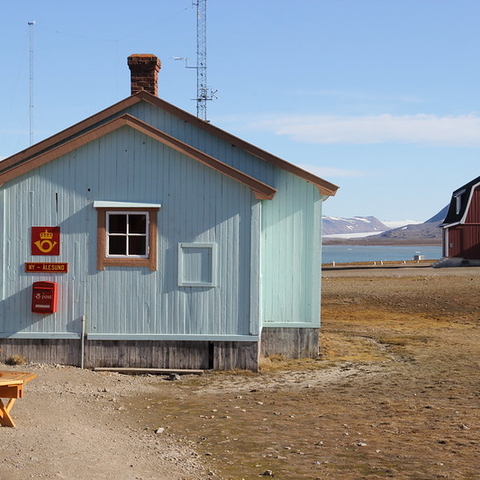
[126,102,278,187]
[446,225,480,259]
[0,339,82,365]
[213,341,259,370]
[261,169,323,326]
[0,127,256,340]
[0,93,337,198]
[85,340,213,369]
[445,188,480,260]
[446,227,462,258]
[261,327,319,358]
[465,188,480,223]
[0,339,260,371]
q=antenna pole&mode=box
[28,21,35,145]
[175,1,216,120]
[194,0,207,120]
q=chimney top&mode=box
[127,54,161,97]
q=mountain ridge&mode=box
[322,215,388,236]
[322,206,448,246]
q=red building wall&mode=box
[465,189,480,223]
[444,187,480,260]
[446,225,480,259]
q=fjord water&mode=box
[322,245,442,264]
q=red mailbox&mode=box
[31,281,58,314]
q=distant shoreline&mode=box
[322,238,442,247]
[322,259,437,270]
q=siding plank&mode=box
[1,127,253,340]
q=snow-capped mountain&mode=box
[322,216,388,236]
[322,207,448,245]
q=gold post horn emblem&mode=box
[34,230,58,254]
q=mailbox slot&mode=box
[31,281,58,314]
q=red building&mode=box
[441,175,480,260]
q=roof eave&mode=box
[0,114,277,201]
[1,90,338,196]
[135,92,339,196]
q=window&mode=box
[107,212,148,257]
[178,243,216,287]
[454,189,466,215]
[94,202,160,271]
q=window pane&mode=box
[109,236,126,255]
[183,248,212,283]
[129,214,147,234]
[129,236,147,255]
[109,214,127,234]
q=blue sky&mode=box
[1,0,480,223]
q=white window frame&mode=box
[455,189,466,215]
[106,211,149,258]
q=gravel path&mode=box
[0,364,209,480]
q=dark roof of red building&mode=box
[441,175,480,226]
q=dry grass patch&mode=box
[116,268,480,479]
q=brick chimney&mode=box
[127,54,161,96]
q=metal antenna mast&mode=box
[28,21,35,145]
[194,0,208,120]
[174,0,216,120]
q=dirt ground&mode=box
[1,265,480,479]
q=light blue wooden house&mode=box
[0,54,338,371]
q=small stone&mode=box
[261,470,274,477]
[155,428,165,434]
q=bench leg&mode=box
[0,398,17,427]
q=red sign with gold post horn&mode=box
[31,227,60,256]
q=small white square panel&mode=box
[178,243,216,287]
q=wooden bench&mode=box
[0,371,36,427]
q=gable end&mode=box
[0,114,276,200]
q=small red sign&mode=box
[25,263,68,273]
[31,227,60,256]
